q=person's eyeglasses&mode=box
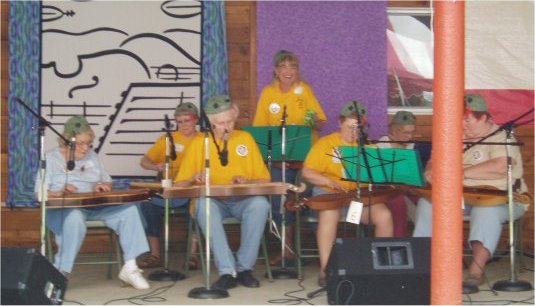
[75,141,93,148]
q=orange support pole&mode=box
[432,1,464,304]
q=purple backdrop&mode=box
[257,1,387,138]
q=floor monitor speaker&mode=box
[326,237,430,305]
[1,247,67,305]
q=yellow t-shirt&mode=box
[145,131,195,179]
[175,130,271,184]
[304,132,364,193]
[253,81,326,142]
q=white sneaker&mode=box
[119,266,150,290]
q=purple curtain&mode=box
[257,1,387,138]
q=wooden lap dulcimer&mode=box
[286,185,400,211]
[162,182,306,199]
[407,185,533,207]
[129,181,163,194]
[47,189,151,208]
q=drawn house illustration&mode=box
[41,0,202,177]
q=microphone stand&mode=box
[149,126,185,282]
[490,115,533,292]
[272,106,298,279]
[14,98,72,256]
[353,101,375,237]
[188,112,228,299]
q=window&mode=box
[387,7,434,114]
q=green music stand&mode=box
[241,125,312,162]
[338,146,427,187]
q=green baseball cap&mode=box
[174,102,198,116]
[340,100,367,119]
[391,111,416,125]
[204,95,233,115]
[273,50,299,67]
[464,94,488,112]
[64,115,90,135]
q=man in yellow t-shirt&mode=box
[302,100,393,287]
[138,102,199,269]
[176,95,271,290]
[253,50,327,265]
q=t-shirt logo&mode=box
[471,150,483,161]
[294,86,304,94]
[269,102,281,114]
[236,144,248,157]
[174,143,185,152]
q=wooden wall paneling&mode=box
[225,1,256,126]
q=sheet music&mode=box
[338,146,427,186]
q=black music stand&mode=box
[242,125,312,279]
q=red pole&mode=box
[432,1,464,304]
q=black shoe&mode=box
[237,270,260,288]
[212,274,237,290]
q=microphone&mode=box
[164,114,177,160]
[67,137,76,171]
[219,130,229,166]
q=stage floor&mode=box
[59,251,534,305]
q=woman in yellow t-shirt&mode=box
[253,50,327,265]
[138,102,199,269]
[302,100,393,287]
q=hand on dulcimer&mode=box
[407,185,533,207]
[285,185,400,211]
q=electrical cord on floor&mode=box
[462,295,534,305]
[102,281,177,305]
[63,299,85,305]
[266,278,316,305]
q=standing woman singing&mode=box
[253,50,327,265]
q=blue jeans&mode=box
[46,204,149,273]
[194,195,270,276]
[413,197,526,254]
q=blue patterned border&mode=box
[7,1,41,207]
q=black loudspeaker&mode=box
[1,248,68,305]
[326,237,430,305]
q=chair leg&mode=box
[184,217,193,277]
[46,230,55,263]
[115,233,123,274]
[262,234,273,281]
[106,231,114,279]
[295,210,303,280]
